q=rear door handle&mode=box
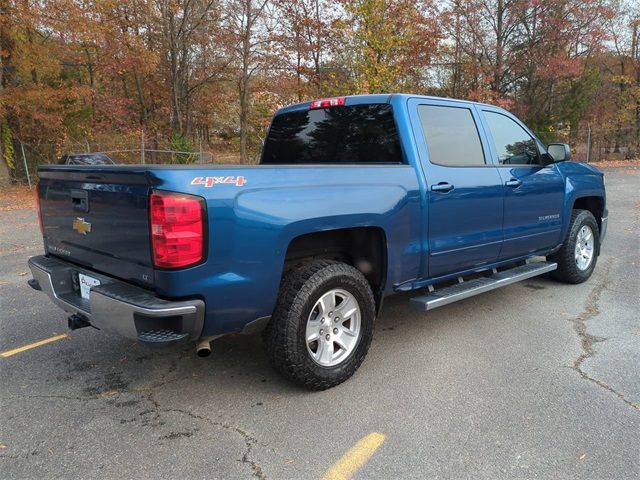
[505,179,522,188]
[431,182,454,193]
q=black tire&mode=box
[263,260,376,390]
[549,209,600,284]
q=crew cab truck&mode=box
[28,94,607,390]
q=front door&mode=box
[409,99,505,279]
[479,109,565,259]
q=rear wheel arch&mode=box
[282,226,388,311]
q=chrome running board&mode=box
[410,261,557,311]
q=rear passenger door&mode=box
[479,108,565,259]
[408,98,504,279]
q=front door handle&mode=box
[505,179,522,188]
[431,182,454,193]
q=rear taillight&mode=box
[150,191,205,269]
[35,185,43,234]
[309,96,346,109]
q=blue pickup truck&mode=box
[28,94,607,389]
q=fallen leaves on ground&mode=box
[0,186,36,212]
[589,159,640,168]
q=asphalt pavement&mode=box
[1,167,638,479]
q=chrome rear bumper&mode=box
[28,255,204,346]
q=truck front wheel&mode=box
[549,209,600,284]
[264,260,376,390]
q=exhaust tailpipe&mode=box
[196,339,212,357]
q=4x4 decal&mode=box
[191,176,246,187]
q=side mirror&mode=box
[547,143,571,162]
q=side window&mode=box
[418,105,485,167]
[484,111,541,165]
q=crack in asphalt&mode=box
[118,353,268,479]
[4,350,268,477]
[569,258,640,412]
[135,351,267,477]
[132,377,267,480]
[0,442,45,460]
[163,407,267,480]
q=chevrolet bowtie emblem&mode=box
[73,217,92,235]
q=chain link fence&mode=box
[8,125,640,186]
[546,126,640,163]
[12,138,242,187]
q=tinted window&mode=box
[261,104,403,164]
[484,112,540,165]
[60,154,113,165]
[418,105,485,167]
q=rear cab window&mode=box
[261,103,403,164]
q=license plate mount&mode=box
[78,273,101,300]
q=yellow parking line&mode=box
[0,334,69,358]
[322,432,386,480]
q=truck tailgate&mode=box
[38,167,154,288]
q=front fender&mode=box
[557,162,606,241]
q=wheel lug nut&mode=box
[320,329,324,335]
[325,334,330,341]
[333,328,338,334]
[334,317,340,322]
[328,311,333,317]
[320,318,325,324]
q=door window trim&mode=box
[407,98,498,169]
[480,109,545,168]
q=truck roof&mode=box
[275,93,495,115]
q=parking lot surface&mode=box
[1,168,639,479]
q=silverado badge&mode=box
[73,217,92,235]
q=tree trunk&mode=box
[0,125,12,186]
[239,79,249,164]
[238,0,253,164]
[632,21,640,151]
[133,71,148,126]
[493,0,504,94]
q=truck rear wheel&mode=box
[549,209,600,284]
[264,260,376,390]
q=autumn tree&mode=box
[156,0,226,136]
[223,0,273,163]
[0,0,636,177]
[335,0,442,93]
[272,0,337,100]
[600,0,640,153]
[1,0,93,157]
[442,0,610,138]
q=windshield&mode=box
[261,103,403,164]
